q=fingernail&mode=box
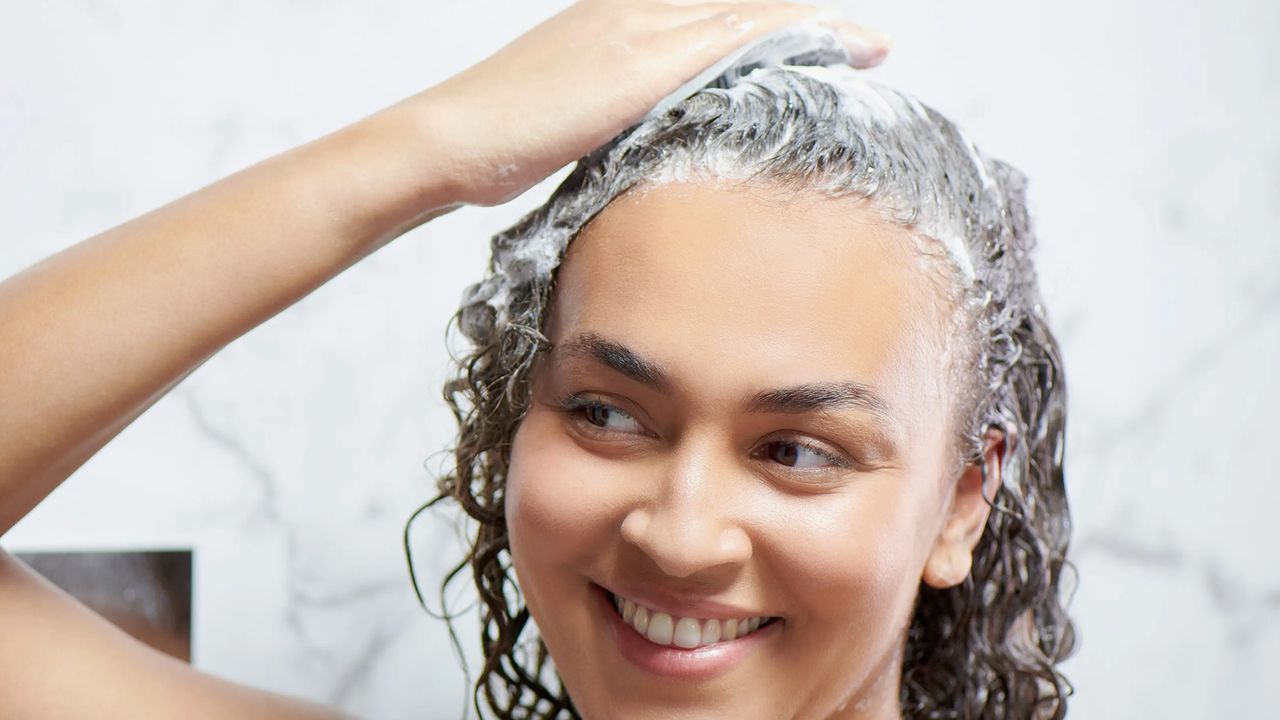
[839,26,892,67]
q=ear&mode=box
[922,428,1005,589]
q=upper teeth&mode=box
[612,593,772,649]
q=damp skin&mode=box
[504,180,996,719]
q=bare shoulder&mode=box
[0,549,349,720]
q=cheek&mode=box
[506,408,627,581]
[764,478,935,630]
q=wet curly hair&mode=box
[412,48,1075,720]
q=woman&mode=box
[0,1,1071,718]
[431,20,1076,720]
[430,21,1075,720]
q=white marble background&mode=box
[1,1,1276,718]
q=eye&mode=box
[559,394,646,435]
[582,403,643,433]
[756,439,852,471]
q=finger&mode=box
[664,2,823,44]
[657,0,778,6]
[663,1,816,23]
[668,3,891,68]
[821,19,892,68]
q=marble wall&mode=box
[1,1,1276,717]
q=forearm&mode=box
[0,96,457,535]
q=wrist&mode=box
[385,87,486,207]
[395,84,556,208]
[299,99,464,253]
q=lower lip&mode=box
[593,584,779,682]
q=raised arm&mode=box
[0,1,887,536]
[0,104,453,536]
[0,2,887,716]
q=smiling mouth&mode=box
[608,591,780,650]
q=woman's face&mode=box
[506,180,993,719]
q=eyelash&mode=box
[556,393,857,471]
[753,437,855,471]
[558,394,649,436]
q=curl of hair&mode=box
[424,60,1075,719]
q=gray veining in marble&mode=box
[1,1,1277,718]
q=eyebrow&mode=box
[558,332,671,390]
[556,332,891,419]
[746,381,890,418]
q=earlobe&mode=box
[922,429,1005,589]
[922,545,974,589]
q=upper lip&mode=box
[599,582,775,621]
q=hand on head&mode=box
[413,1,891,206]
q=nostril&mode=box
[619,506,752,579]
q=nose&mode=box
[618,438,753,579]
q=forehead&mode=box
[548,179,953,430]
